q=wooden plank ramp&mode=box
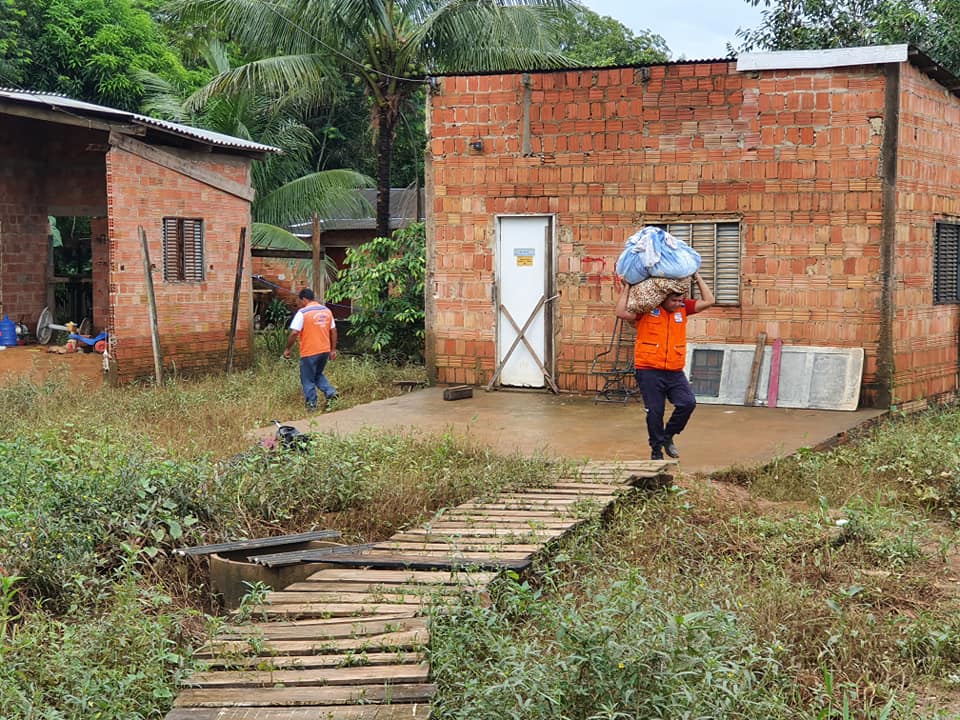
[166,460,672,719]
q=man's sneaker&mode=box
[663,436,680,458]
[651,447,664,460]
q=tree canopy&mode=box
[559,6,670,66]
[0,0,195,110]
[166,0,578,236]
[737,0,960,75]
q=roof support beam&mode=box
[109,131,255,202]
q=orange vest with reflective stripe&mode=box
[298,303,334,357]
[634,306,688,371]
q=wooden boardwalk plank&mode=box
[198,630,430,659]
[166,461,676,720]
[300,569,496,585]
[199,650,425,670]
[202,629,429,658]
[281,580,472,595]
[174,683,436,707]
[186,662,431,688]
[167,705,429,719]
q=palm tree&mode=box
[138,39,373,252]
[165,0,578,237]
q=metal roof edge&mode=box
[0,87,281,155]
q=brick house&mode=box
[252,188,423,322]
[0,88,276,381]
[425,44,960,409]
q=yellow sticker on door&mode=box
[514,247,535,267]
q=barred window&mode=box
[656,221,741,305]
[162,218,205,282]
[934,221,960,304]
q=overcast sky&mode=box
[579,0,767,60]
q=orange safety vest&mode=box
[634,305,688,371]
[297,303,335,357]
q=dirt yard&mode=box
[0,345,105,388]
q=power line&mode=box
[258,0,430,85]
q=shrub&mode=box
[326,222,425,363]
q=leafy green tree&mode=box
[736,0,960,75]
[559,7,670,66]
[0,0,195,110]
[138,40,373,252]
[326,223,426,363]
[165,0,577,237]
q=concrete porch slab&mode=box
[258,387,887,475]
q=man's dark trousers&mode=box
[635,369,697,451]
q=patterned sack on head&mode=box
[626,277,690,315]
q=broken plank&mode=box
[174,531,342,557]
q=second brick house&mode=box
[0,88,277,381]
[425,44,960,410]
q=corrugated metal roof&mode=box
[0,87,280,154]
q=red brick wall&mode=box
[106,145,254,381]
[428,62,895,403]
[894,64,960,407]
[0,118,107,331]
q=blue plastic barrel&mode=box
[0,315,17,346]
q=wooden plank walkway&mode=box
[165,460,672,720]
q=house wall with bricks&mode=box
[0,118,107,333]
[893,63,960,408]
[105,145,254,381]
[427,60,901,405]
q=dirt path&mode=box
[0,345,104,388]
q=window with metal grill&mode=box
[934,221,960,304]
[655,221,741,305]
[162,218,205,282]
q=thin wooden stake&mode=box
[225,227,246,372]
[312,212,323,298]
[138,225,163,384]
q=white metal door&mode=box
[496,215,551,387]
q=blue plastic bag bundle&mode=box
[615,226,701,284]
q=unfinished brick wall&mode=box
[894,64,960,408]
[428,62,891,402]
[0,118,107,331]
[106,145,253,381]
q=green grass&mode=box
[0,343,564,719]
[4,350,960,718]
[430,406,960,719]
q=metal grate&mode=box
[934,221,960,304]
[689,348,724,397]
[162,217,205,282]
[658,221,741,305]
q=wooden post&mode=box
[312,212,323,299]
[744,332,767,406]
[225,227,246,372]
[138,225,163,384]
[767,338,783,408]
